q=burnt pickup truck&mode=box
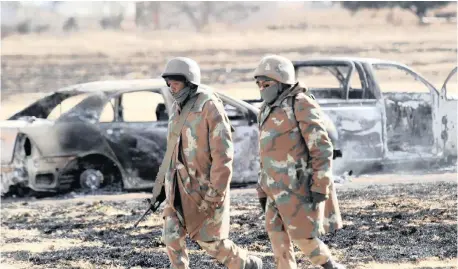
[247,57,457,174]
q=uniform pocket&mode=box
[177,164,203,206]
[294,162,313,199]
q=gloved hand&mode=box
[149,187,166,212]
[258,197,267,214]
[310,192,329,210]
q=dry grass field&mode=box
[1,4,457,119]
[1,4,457,269]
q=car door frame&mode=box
[293,60,386,172]
[97,88,171,184]
[368,62,442,161]
[435,66,457,158]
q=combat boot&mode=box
[322,259,346,269]
[245,255,263,269]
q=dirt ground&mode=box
[1,173,457,269]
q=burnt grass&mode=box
[1,181,457,269]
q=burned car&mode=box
[0,80,267,195]
[262,57,456,173]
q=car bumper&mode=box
[1,156,76,194]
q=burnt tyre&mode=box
[79,168,104,190]
[58,154,122,193]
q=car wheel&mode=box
[79,169,104,190]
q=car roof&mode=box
[54,78,223,96]
[55,57,406,95]
[293,57,409,68]
[55,78,168,94]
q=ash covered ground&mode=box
[1,174,456,269]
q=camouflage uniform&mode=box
[254,55,344,269]
[161,57,262,269]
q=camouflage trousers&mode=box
[266,201,332,268]
[163,213,248,269]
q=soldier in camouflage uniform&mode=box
[160,57,263,269]
[254,55,345,269]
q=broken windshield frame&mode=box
[294,60,356,100]
[371,63,439,96]
[8,91,113,122]
[441,67,457,100]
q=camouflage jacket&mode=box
[163,88,233,241]
[256,83,342,238]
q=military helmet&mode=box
[254,55,296,85]
[161,57,201,85]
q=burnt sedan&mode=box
[1,79,266,195]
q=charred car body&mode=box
[284,58,456,173]
[1,80,270,195]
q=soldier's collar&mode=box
[268,82,301,108]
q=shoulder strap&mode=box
[151,93,201,197]
[291,92,318,160]
[291,91,315,123]
[291,94,299,125]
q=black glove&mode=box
[310,192,329,210]
[150,187,166,212]
[258,197,267,213]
